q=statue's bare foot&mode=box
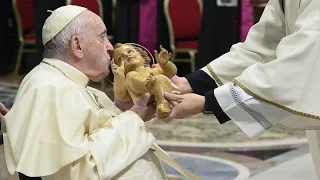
[145,73,156,94]
[156,102,171,118]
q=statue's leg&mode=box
[306,130,320,179]
[145,74,172,117]
[126,72,147,95]
[126,84,141,104]
[126,72,147,103]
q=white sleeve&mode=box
[0,145,16,180]
[214,82,291,137]
[88,111,155,180]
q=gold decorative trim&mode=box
[66,0,71,7]
[206,65,223,86]
[233,79,320,120]
[12,0,23,42]
[197,0,203,15]
[163,0,176,52]
[12,0,37,75]
[97,0,104,20]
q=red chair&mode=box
[12,0,37,75]
[163,0,203,72]
[66,0,103,19]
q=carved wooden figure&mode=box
[112,43,180,117]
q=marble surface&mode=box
[161,145,272,177]
[0,145,18,180]
[248,152,317,180]
[148,114,307,150]
[163,152,250,180]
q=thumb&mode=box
[158,108,177,122]
[164,92,183,102]
[170,75,180,83]
[0,103,8,115]
[152,63,160,68]
[135,93,151,107]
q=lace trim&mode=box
[229,83,273,130]
[233,79,320,120]
[206,65,223,86]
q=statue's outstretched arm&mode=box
[112,60,131,101]
[154,46,177,78]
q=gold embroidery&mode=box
[206,65,223,86]
[233,79,320,120]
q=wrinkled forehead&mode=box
[85,10,106,29]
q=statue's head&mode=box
[113,43,152,70]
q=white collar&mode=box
[42,58,90,86]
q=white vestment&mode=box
[1,58,167,180]
[202,0,320,135]
[201,0,320,178]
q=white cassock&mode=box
[0,58,167,180]
[200,0,320,178]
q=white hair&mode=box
[42,14,87,59]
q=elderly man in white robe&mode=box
[0,5,201,180]
[160,0,320,178]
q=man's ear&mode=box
[70,35,84,59]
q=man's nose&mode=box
[106,39,114,54]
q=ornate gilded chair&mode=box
[12,0,37,75]
[163,0,203,72]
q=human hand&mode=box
[0,103,8,134]
[130,94,156,122]
[145,73,157,95]
[154,45,171,65]
[158,93,205,122]
[111,58,125,76]
[151,64,192,94]
[114,98,134,111]
[0,103,8,120]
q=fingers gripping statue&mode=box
[112,43,180,118]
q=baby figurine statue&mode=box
[112,43,180,118]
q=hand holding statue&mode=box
[0,103,8,121]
